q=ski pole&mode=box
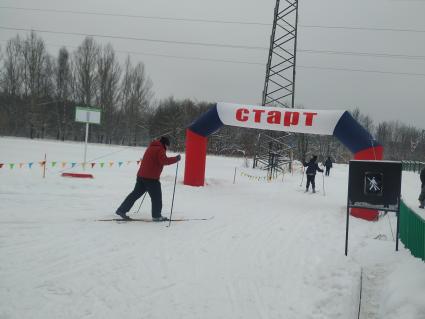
[135,193,147,214]
[167,162,179,228]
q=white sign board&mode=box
[75,107,101,125]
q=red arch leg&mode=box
[184,129,208,186]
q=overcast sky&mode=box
[1,0,424,130]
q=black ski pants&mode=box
[306,174,316,191]
[116,177,162,218]
[325,167,331,176]
[419,185,425,204]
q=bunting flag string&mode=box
[0,159,142,170]
[239,170,284,182]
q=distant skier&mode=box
[419,167,425,209]
[303,155,323,193]
[115,136,181,221]
[324,156,333,176]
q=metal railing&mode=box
[401,161,425,173]
[399,200,425,262]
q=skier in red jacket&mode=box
[116,136,181,221]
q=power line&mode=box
[1,26,425,61]
[0,26,267,51]
[0,6,270,26]
[1,6,425,33]
[301,24,425,34]
[300,49,425,61]
[1,39,424,78]
[298,65,425,77]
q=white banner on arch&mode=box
[216,102,345,135]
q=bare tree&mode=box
[1,36,23,97]
[54,47,71,140]
[73,37,99,107]
[21,31,47,137]
[0,36,23,134]
[120,56,153,145]
[96,44,121,143]
[39,53,55,138]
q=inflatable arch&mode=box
[184,102,383,220]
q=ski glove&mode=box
[176,154,181,161]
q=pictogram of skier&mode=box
[367,176,380,192]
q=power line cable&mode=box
[1,26,425,62]
[1,6,425,33]
[0,26,267,51]
[300,24,425,34]
[2,37,425,67]
[298,65,425,77]
[300,49,425,61]
[0,39,265,65]
[1,40,424,78]
[0,6,271,26]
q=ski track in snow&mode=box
[1,137,424,319]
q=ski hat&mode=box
[159,136,170,147]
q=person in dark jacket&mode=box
[324,156,333,176]
[419,167,425,209]
[303,155,324,193]
[116,136,181,221]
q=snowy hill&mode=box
[0,137,424,319]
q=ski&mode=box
[97,216,214,222]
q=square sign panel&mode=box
[75,107,101,124]
[364,172,383,196]
[348,161,402,212]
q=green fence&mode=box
[399,200,425,262]
[401,161,425,173]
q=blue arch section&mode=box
[333,111,381,154]
[188,104,223,137]
[187,105,381,155]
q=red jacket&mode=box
[137,140,178,179]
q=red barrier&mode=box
[184,129,207,186]
[351,145,384,221]
[61,172,94,179]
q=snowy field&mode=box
[1,137,424,319]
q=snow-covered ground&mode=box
[0,137,424,319]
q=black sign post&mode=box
[345,160,402,256]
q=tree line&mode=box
[0,32,423,162]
